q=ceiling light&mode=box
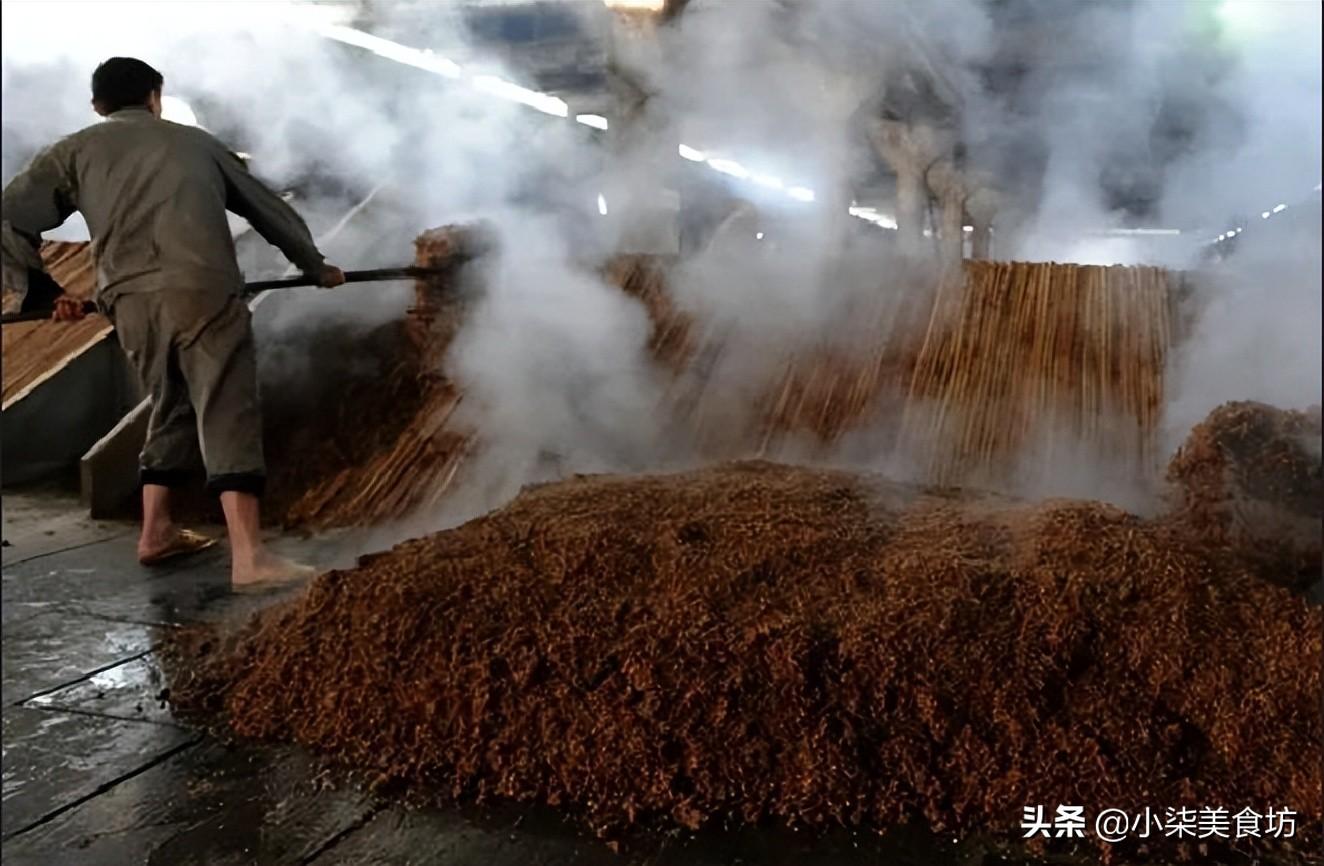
[962,225,974,233]
[319,25,462,78]
[1261,211,1271,219]
[847,207,897,229]
[707,159,749,179]
[603,0,666,10]
[575,114,609,131]
[678,144,706,162]
[751,174,783,190]
[786,186,815,202]
[1272,203,1287,213]
[597,194,608,216]
[756,232,764,240]
[472,75,568,117]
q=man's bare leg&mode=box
[220,490,313,587]
[137,483,179,561]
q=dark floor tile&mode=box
[1,705,198,839]
[2,740,371,866]
[2,612,158,705]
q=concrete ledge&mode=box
[80,398,150,519]
[1,338,139,488]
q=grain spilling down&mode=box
[260,226,481,529]
[626,258,1182,488]
[250,255,1188,532]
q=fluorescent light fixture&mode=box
[847,206,897,229]
[678,147,809,203]
[160,95,198,127]
[318,25,462,78]
[597,194,608,216]
[1272,203,1287,213]
[472,75,569,117]
[707,158,748,179]
[1261,211,1271,219]
[575,114,609,130]
[756,232,764,240]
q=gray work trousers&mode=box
[109,290,266,496]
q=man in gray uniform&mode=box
[1,57,345,590]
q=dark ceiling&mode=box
[332,0,1243,224]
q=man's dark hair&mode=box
[91,57,163,113]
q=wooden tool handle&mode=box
[2,266,446,325]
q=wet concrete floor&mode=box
[0,486,1057,866]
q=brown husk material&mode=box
[260,226,476,529]
[255,255,1183,531]
[167,433,1322,859]
[604,254,694,372]
[1167,401,1322,590]
[620,258,1180,486]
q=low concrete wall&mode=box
[1,337,140,488]
[79,397,150,519]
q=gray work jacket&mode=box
[1,107,324,307]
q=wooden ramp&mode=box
[1,243,140,486]
[2,242,113,410]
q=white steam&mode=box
[2,0,1319,523]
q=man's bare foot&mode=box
[138,520,179,561]
[231,550,317,592]
[138,527,218,566]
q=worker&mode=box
[0,57,345,591]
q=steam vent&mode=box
[2,3,1320,865]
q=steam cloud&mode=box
[2,0,1318,524]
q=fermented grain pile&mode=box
[261,227,477,529]
[1167,401,1322,590]
[168,452,1320,860]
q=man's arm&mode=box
[1,144,79,312]
[214,147,341,285]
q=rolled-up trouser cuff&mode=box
[206,472,266,497]
[140,468,192,489]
